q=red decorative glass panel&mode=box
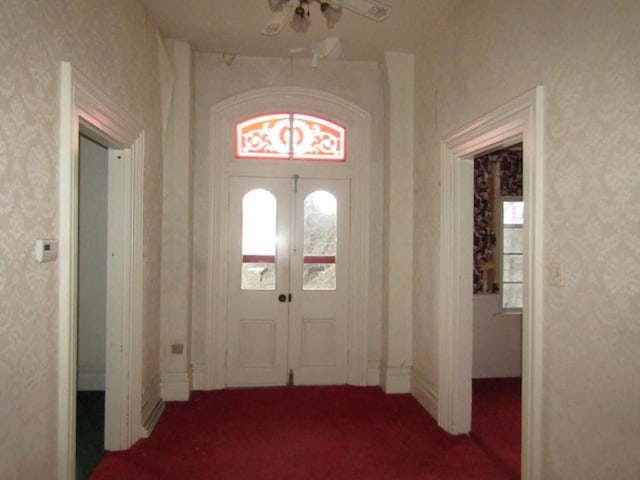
[236,113,345,162]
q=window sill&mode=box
[494,310,522,317]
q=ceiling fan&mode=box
[262,0,392,36]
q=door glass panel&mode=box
[242,189,277,290]
[303,190,337,290]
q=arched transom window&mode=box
[235,113,346,162]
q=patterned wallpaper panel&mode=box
[473,146,522,294]
[0,2,163,478]
[410,1,640,477]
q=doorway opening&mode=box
[76,135,108,478]
[58,63,144,480]
[438,87,544,480]
[206,87,372,390]
[470,144,523,477]
[226,176,350,387]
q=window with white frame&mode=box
[501,198,524,310]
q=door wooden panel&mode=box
[226,177,290,386]
[226,176,350,387]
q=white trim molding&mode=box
[141,398,166,438]
[379,362,412,394]
[191,363,206,390]
[411,368,438,418]
[438,86,544,480]
[205,87,372,390]
[77,370,106,391]
[367,361,381,386]
[57,62,145,480]
[160,372,191,401]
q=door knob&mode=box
[278,294,287,302]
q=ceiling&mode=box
[140,0,456,61]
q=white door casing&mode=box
[105,148,133,450]
[206,87,372,390]
[58,63,144,480]
[226,176,350,387]
[438,86,544,480]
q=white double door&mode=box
[226,176,350,387]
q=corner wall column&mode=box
[380,52,415,393]
[159,39,194,401]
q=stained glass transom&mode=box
[236,113,346,162]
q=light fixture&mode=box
[268,0,343,33]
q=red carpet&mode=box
[91,386,515,479]
[471,378,521,479]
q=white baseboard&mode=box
[160,372,191,401]
[191,363,205,390]
[367,362,381,386]
[77,370,105,391]
[411,368,438,419]
[141,398,165,438]
[380,362,411,393]
[190,363,382,390]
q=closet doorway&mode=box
[76,135,108,478]
[58,63,144,480]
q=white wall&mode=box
[0,2,164,478]
[191,54,385,387]
[472,295,522,379]
[77,136,108,391]
[412,1,640,478]
[159,39,194,401]
[380,52,414,393]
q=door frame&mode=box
[438,86,544,479]
[57,62,144,479]
[205,87,372,389]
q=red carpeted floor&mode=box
[90,386,518,480]
[471,378,521,479]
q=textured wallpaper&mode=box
[0,1,163,478]
[412,0,640,478]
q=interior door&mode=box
[226,176,350,387]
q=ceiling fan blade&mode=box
[261,1,295,36]
[329,0,392,22]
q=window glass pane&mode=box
[241,263,275,290]
[502,283,523,309]
[291,114,345,162]
[501,199,523,311]
[235,113,345,162]
[236,114,291,160]
[303,264,336,290]
[503,201,524,225]
[503,227,523,254]
[241,189,276,290]
[303,190,337,290]
[503,254,523,282]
